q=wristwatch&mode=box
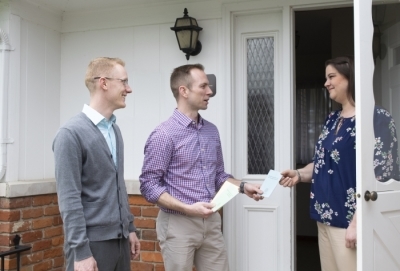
[239,181,247,194]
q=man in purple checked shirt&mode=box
[139,64,263,271]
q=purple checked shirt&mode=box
[139,109,233,214]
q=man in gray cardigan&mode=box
[53,57,140,271]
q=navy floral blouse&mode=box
[309,106,400,229]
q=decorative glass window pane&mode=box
[247,37,274,174]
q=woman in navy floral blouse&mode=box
[280,56,399,271]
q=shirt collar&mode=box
[172,108,204,127]
[82,104,116,125]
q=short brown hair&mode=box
[85,57,125,92]
[170,64,204,99]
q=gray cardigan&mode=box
[52,113,135,261]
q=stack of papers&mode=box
[211,181,239,212]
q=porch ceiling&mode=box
[25,0,208,13]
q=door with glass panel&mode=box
[356,1,400,270]
[227,10,292,271]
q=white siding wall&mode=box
[18,19,61,181]
[60,18,226,180]
[2,0,346,188]
[2,0,230,197]
[1,2,61,184]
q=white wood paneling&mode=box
[43,28,61,178]
[60,27,135,125]
[61,1,223,33]
[9,0,62,32]
[0,2,10,31]
[23,22,46,180]
[17,19,61,181]
[242,205,278,271]
[59,16,224,180]
[4,14,21,182]
[130,25,161,179]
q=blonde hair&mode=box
[85,57,125,92]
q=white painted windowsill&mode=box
[0,179,141,198]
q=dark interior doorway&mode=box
[294,6,354,271]
[295,3,400,270]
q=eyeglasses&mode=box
[93,77,129,86]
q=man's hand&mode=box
[129,232,141,260]
[243,183,264,201]
[184,202,214,218]
[74,256,98,271]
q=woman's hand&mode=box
[345,212,357,249]
[279,169,301,187]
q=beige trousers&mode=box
[317,222,357,271]
[156,210,229,271]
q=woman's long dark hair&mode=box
[325,56,355,106]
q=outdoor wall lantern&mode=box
[170,8,203,60]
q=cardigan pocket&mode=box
[82,198,112,227]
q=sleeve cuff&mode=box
[129,221,136,233]
[74,242,93,262]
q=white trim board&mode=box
[0,179,141,198]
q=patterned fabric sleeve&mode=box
[373,106,400,182]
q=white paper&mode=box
[211,181,239,212]
[260,169,282,198]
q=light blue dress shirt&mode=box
[82,104,117,167]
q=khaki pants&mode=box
[317,222,357,271]
[156,210,229,271]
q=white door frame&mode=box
[222,2,294,270]
[222,1,384,270]
[222,1,352,270]
[354,1,376,270]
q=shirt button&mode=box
[203,166,206,169]
[118,233,122,237]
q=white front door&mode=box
[224,9,292,271]
[355,1,400,270]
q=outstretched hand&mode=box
[243,183,264,201]
[279,169,300,187]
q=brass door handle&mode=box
[364,190,378,201]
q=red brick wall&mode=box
[0,194,197,271]
[0,195,64,271]
[129,195,197,271]
[129,195,165,271]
